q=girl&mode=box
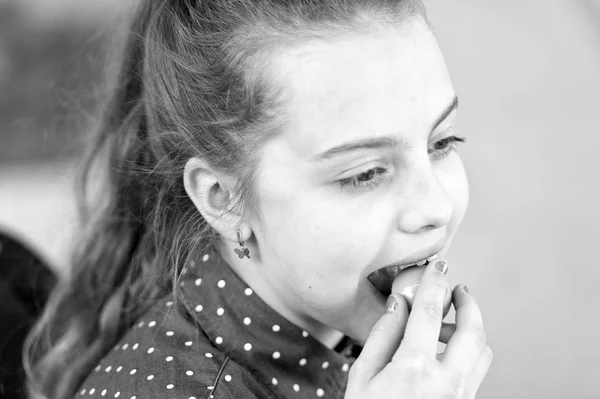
[25,0,492,398]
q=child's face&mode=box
[245,21,468,343]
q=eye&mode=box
[338,166,388,191]
[429,135,466,159]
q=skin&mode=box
[185,18,469,348]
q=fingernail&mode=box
[386,295,399,313]
[435,260,448,275]
[463,285,470,294]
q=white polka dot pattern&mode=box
[76,251,357,398]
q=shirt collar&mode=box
[180,246,359,398]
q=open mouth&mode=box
[367,254,439,297]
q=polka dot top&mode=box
[76,247,361,398]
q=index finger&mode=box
[393,259,449,360]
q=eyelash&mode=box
[338,135,466,191]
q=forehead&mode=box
[268,21,454,153]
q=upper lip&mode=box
[370,239,446,275]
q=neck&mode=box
[217,240,346,350]
[315,328,346,350]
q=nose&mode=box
[395,166,454,235]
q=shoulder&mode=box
[77,299,274,399]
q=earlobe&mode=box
[183,157,242,239]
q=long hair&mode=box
[24,1,423,397]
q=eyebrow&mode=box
[431,95,459,132]
[313,95,459,161]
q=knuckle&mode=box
[348,359,367,379]
[461,301,483,320]
[422,300,443,321]
[462,387,477,399]
[438,372,465,399]
[396,349,430,376]
[408,351,429,370]
[469,325,487,346]
[460,313,486,344]
[368,320,389,337]
[430,273,449,290]
[484,345,494,362]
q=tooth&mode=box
[415,259,427,266]
[426,254,439,262]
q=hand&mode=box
[345,260,493,398]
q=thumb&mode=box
[352,294,410,380]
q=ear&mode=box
[183,157,242,241]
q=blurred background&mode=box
[0,0,598,398]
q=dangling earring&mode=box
[234,229,250,259]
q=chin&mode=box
[342,290,387,346]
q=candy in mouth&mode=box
[390,261,453,318]
[367,255,436,296]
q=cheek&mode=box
[255,185,385,294]
[439,155,469,224]
[259,193,369,264]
